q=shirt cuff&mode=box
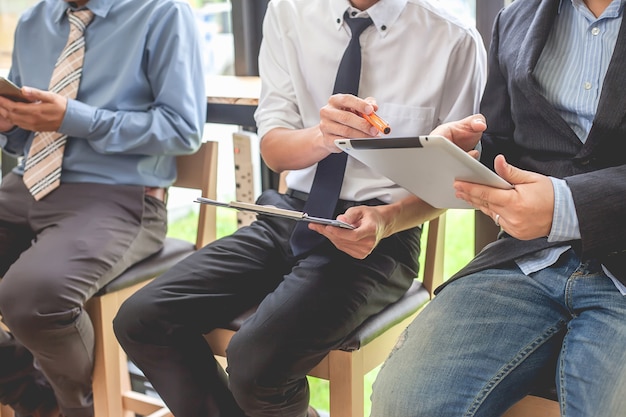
[58,98,97,139]
[548,177,581,242]
[1,126,29,156]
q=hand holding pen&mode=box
[360,111,391,135]
[319,95,391,152]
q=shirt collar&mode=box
[51,0,114,23]
[564,0,626,17]
[331,0,408,37]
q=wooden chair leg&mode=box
[88,293,128,417]
[88,281,170,417]
[327,350,364,417]
[87,288,136,417]
[0,404,14,417]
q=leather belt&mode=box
[145,186,166,202]
[285,188,311,201]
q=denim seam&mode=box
[463,321,567,417]
[559,274,583,417]
[559,327,569,417]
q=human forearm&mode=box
[61,99,204,156]
[260,126,329,172]
[566,165,626,257]
[375,194,445,239]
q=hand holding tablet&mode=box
[334,135,513,209]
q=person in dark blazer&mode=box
[370,0,626,416]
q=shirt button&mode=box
[584,81,592,90]
[591,27,600,35]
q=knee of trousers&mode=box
[227,331,286,410]
[0,289,80,346]
[112,290,175,350]
[226,335,262,407]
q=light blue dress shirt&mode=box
[0,0,207,187]
[522,0,626,293]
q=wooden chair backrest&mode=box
[172,141,219,249]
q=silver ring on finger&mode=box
[494,213,501,227]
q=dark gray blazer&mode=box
[445,0,626,287]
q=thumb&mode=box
[338,206,363,225]
[21,86,54,103]
[494,154,535,185]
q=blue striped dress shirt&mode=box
[517,0,626,294]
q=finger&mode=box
[328,93,372,114]
[454,183,504,216]
[21,86,52,103]
[493,212,501,228]
[432,113,486,137]
[493,155,536,185]
[469,114,487,132]
[432,115,486,152]
[0,95,14,107]
[362,96,379,111]
[321,107,378,139]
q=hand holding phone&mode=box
[0,77,31,103]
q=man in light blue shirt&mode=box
[0,0,206,416]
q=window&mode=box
[194,0,235,75]
[0,0,39,73]
[444,0,476,23]
[0,0,235,76]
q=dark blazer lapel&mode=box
[588,15,626,138]
[515,0,580,143]
[516,0,558,77]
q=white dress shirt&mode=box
[255,0,486,203]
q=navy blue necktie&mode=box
[290,12,373,255]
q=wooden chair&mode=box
[98,145,447,417]
[205,213,447,417]
[2,149,444,417]
[475,212,560,417]
[189,139,446,417]
[0,141,218,417]
[88,141,219,417]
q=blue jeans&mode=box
[370,250,626,417]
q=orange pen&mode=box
[361,111,391,135]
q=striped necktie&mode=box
[23,8,94,200]
[289,12,373,255]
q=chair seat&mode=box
[218,279,430,352]
[95,237,195,296]
[339,280,429,351]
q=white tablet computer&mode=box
[334,135,513,209]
